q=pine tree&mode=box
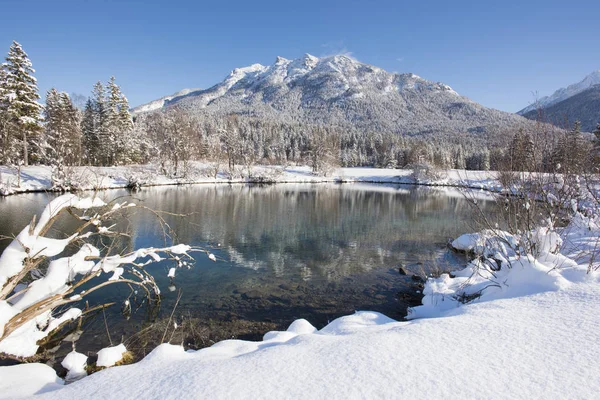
[105,76,123,165]
[1,41,43,165]
[568,121,586,173]
[552,121,588,174]
[0,68,17,164]
[44,89,82,167]
[117,93,135,163]
[592,123,600,169]
[81,98,98,164]
[454,146,466,169]
[481,148,491,171]
[92,81,108,165]
[508,129,534,171]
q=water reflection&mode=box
[130,184,483,280]
[0,183,497,358]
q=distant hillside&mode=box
[519,70,600,116]
[520,84,600,132]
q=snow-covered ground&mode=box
[0,200,598,398]
[0,163,501,196]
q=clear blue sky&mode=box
[1,0,599,112]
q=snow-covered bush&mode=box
[0,171,15,196]
[50,166,83,192]
[408,163,445,183]
[409,212,599,318]
[0,194,205,361]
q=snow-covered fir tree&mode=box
[0,41,43,165]
[117,93,136,163]
[105,76,122,165]
[93,81,108,164]
[43,89,82,167]
[508,129,534,171]
[551,121,589,174]
[80,77,135,166]
[81,98,98,164]
[0,68,18,164]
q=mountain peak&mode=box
[301,53,319,67]
[519,69,600,114]
[275,56,289,65]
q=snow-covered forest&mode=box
[2,41,599,182]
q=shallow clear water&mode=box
[0,183,497,359]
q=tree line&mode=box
[1,41,599,178]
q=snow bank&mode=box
[412,216,595,319]
[0,164,502,197]
[24,278,600,400]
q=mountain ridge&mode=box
[518,70,600,115]
[133,54,537,142]
[520,84,600,132]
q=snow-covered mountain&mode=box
[134,54,534,139]
[518,70,600,115]
[132,88,200,114]
[520,84,600,132]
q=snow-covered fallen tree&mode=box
[0,193,209,360]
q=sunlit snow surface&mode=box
[0,164,502,197]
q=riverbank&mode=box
[0,163,501,196]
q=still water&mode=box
[0,183,496,359]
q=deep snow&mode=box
[3,279,598,399]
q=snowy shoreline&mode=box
[0,163,502,197]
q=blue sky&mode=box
[1,0,599,112]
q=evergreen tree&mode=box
[552,121,588,174]
[481,148,491,171]
[508,129,534,171]
[44,89,82,167]
[1,41,43,165]
[567,121,586,173]
[105,76,121,164]
[0,68,17,164]
[454,146,466,169]
[81,98,98,164]
[592,123,600,169]
[117,93,135,163]
[91,81,108,165]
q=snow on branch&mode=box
[0,193,203,359]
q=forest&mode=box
[1,41,599,179]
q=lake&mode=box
[0,183,497,362]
